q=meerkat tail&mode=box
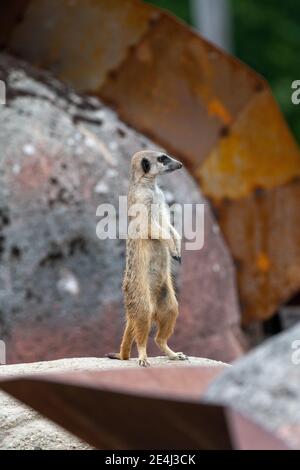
[106,352,121,360]
[119,321,134,360]
[106,324,134,360]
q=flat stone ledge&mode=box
[0,356,227,377]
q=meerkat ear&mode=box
[141,157,151,173]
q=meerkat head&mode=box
[131,150,183,180]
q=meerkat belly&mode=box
[148,240,169,290]
[123,239,169,299]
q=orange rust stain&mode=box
[198,90,300,201]
[256,252,271,273]
[208,98,232,125]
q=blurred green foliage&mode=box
[145,0,300,142]
[145,0,192,24]
[233,0,300,142]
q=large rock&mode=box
[0,53,244,364]
[0,356,226,450]
[205,323,300,449]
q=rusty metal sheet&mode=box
[7,0,156,90]
[0,1,29,47]
[100,13,263,172]
[198,89,300,321]
[0,367,289,450]
[205,322,300,449]
[214,178,300,323]
[2,0,300,321]
[226,409,289,451]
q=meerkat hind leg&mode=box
[155,306,188,361]
[134,315,151,367]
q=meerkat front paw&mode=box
[174,238,182,260]
[139,357,150,367]
[169,352,188,361]
[170,238,181,263]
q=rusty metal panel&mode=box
[0,367,289,450]
[0,1,29,47]
[199,89,300,321]
[8,0,156,90]
[6,0,263,172]
[198,89,300,200]
[214,179,300,323]
[226,409,289,451]
[3,0,300,322]
[100,13,263,172]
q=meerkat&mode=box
[107,150,188,367]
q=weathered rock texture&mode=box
[205,323,300,449]
[0,53,244,364]
[0,356,225,450]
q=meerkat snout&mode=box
[157,153,183,172]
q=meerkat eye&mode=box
[157,154,170,164]
[141,157,151,173]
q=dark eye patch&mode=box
[141,157,151,173]
[157,154,170,164]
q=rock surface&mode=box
[0,53,244,364]
[0,356,226,450]
[205,323,300,449]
